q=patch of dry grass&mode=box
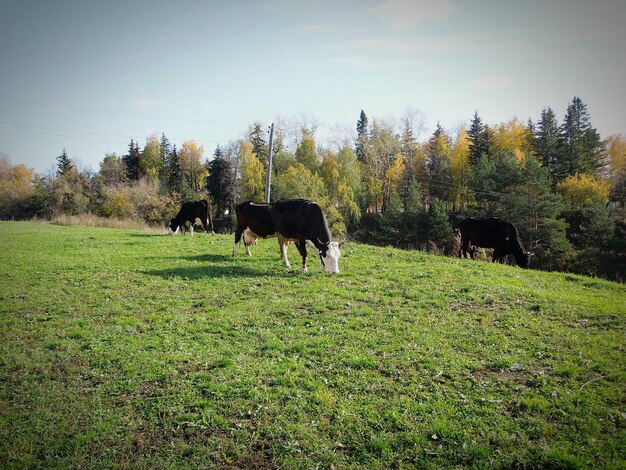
[50,213,163,231]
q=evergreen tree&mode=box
[214,144,224,159]
[482,125,497,159]
[404,177,424,213]
[572,202,617,277]
[534,107,561,184]
[355,110,369,162]
[557,97,604,181]
[508,156,572,271]
[167,144,183,194]
[400,117,416,160]
[206,151,235,216]
[123,139,141,181]
[467,111,486,165]
[56,149,73,176]
[426,198,455,254]
[249,123,267,163]
[159,133,172,183]
[425,124,452,205]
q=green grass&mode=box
[1,221,625,469]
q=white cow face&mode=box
[167,219,179,235]
[320,241,341,274]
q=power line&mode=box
[0,124,129,145]
[0,121,223,145]
[0,97,247,126]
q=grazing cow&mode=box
[232,201,281,257]
[458,217,530,268]
[168,200,214,236]
[233,199,341,274]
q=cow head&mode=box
[517,251,531,268]
[167,219,179,234]
[318,240,341,274]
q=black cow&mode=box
[233,199,341,274]
[232,201,278,257]
[168,200,214,236]
[458,217,530,268]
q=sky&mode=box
[1,0,625,174]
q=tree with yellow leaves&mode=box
[139,134,163,181]
[556,173,611,208]
[449,127,471,211]
[492,117,534,164]
[239,141,265,202]
[178,140,208,193]
[0,158,36,219]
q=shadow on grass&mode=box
[128,232,168,237]
[161,254,234,263]
[143,265,263,279]
[141,261,296,279]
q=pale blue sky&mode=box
[1,0,625,173]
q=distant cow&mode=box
[233,199,341,274]
[458,217,530,268]
[168,200,214,236]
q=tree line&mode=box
[1,97,624,280]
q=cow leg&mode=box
[200,216,209,233]
[233,227,243,257]
[460,238,469,258]
[278,235,291,268]
[189,224,194,237]
[245,241,252,257]
[295,239,308,273]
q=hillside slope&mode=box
[1,222,624,469]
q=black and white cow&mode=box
[458,217,530,268]
[168,200,214,236]
[233,199,341,274]
[232,201,277,257]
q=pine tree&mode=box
[557,97,604,181]
[159,133,172,184]
[249,123,267,163]
[167,144,183,194]
[534,107,561,184]
[56,149,73,176]
[355,110,369,163]
[123,139,141,181]
[214,144,224,159]
[467,111,485,165]
[425,124,452,205]
[206,151,235,216]
[508,156,572,271]
[426,198,455,254]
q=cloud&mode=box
[470,75,513,91]
[372,0,456,30]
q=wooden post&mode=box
[264,123,274,203]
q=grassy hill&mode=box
[1,221,624,469]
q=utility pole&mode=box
[264,123,274,203]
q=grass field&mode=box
[1,221,624,469]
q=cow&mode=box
[232,201,280,257]
[168,200,214,236]
[458,217,530,268]
[232,199,341,274]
